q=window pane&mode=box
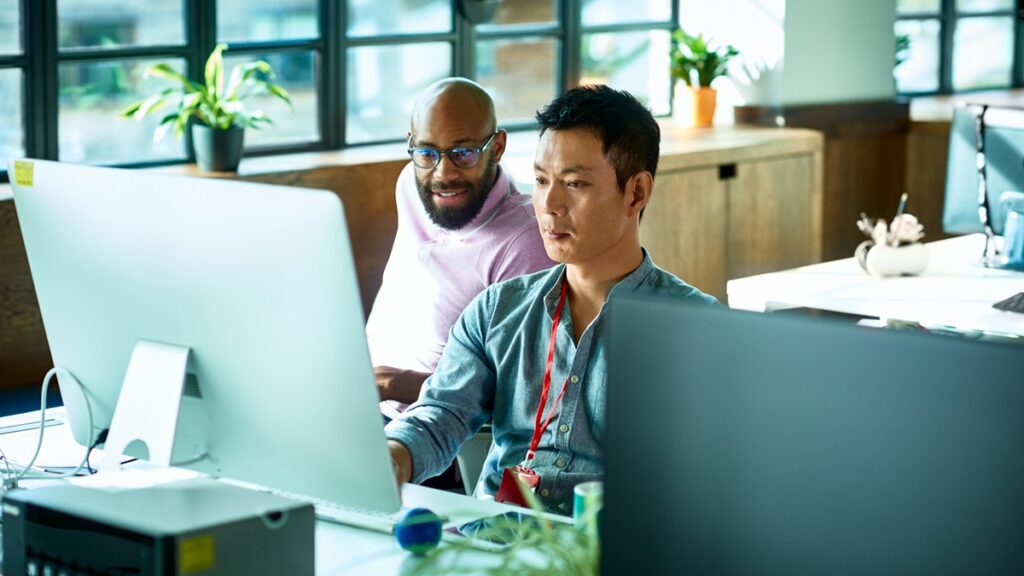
[0,0,20,55]
[956,0,1014,12]
[58,0,184,50]
[894,19,940,93]
[581,30,671,116]
[347,0,451,37]
[0,69,24,161]
[477,0,556,31]
[59,58,186,164]
[953,17,1013,90]
[346,42,451,144]
[582,0,671,26]
[223,51,319,147]
[897,0,941,14]
[218,0,318,43]
[476,38,557,124]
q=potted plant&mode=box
[669,28,739,127]
[122,44,291,172]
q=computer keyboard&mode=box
[993,292,1024,314]
[261,487,408,534]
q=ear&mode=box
[624,171,653,219]
[491,129,508,163]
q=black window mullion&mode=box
[54,46,193,63]
[23,0,58,160]
[455,2,473,78]
[562,0,581,91]
[323,0,341,149]
[940,0,956,93]
[1015,0,1024,86]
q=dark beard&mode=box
[416,158,497,231]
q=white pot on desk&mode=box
[857,242,929,277]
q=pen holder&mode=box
[856,241,929,277]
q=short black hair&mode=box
[534,84,660,189]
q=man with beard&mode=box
[385,85,719,514]
[366,78,553,413]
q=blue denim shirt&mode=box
[385,250,719,514]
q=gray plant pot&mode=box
[191,124,245,172]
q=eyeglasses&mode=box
[407,132,498,170]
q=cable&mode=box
[85,428,110,474]
[12,367,95,485]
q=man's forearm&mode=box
[377,368,431,404]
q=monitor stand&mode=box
[100,340,208,471]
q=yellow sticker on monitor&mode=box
[179,534,215,574]
[13,161,33,187]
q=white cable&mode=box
[13,367,95,483]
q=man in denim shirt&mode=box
[386,85,719,515]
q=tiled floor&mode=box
[0,387,63,418]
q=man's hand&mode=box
[374,366,430,404]
[388,439,413,487]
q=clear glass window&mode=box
[475,37,558,125]
[952,16,1014,90]
[59,58,187,164]
[0,0,20,55]
[347,0,451,37]
[218,0,318,43]
[224,51,320,148]
[581,30,671,116]
[58,0,185,51]
[346,42,452,144]
[894,19,941,93]
[582,0,671,27]
[0,69,24,160]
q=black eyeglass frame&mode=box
[406,131,500,170]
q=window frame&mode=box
[2,0,679,181]
[895,0,1024,96]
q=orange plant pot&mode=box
[690,87,717,128]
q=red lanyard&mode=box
[526,280,571,462]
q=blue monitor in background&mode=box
[944,103,1024,238]
[605,296,1024,575]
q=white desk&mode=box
[0,410,564,575]
[727,234,1024,336]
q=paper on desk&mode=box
[69,466,203,492]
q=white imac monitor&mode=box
[8,158,400,513]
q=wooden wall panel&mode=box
[905,121,954,243]
[644,168,728,300]
[0,201,53,391]
[728,154,818,280]
[737,100,910,262]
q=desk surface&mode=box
[727,234,1024,336]
[0,410,564,575]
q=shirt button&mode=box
[541,488,550,497]
[570,375,579,384]
[555,458,567,468]
[558,424,569,433]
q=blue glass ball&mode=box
[395,507,443,555]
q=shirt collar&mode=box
[542,249,656,319]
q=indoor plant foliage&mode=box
[122,43,291,172]
[669,28,739,127]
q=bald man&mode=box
[366,78,554,410]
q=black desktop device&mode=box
[604,297,1024,576]
[2,474,314,575]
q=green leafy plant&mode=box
[121,43,292,141]
[669,28,739,88]
[895,33,911,68]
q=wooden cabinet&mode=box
[642,126,824,302]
